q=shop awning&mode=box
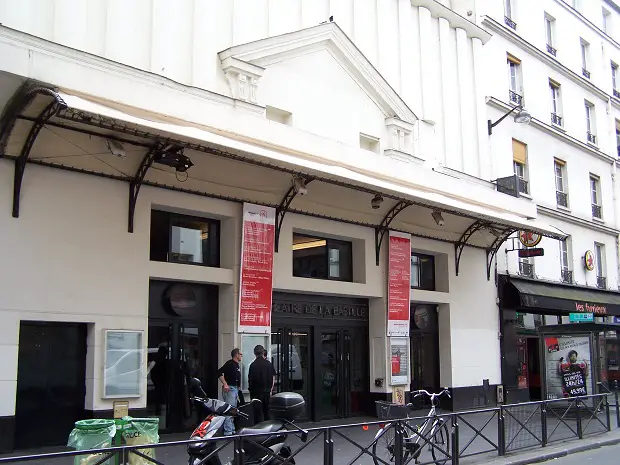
[508,277,620,316]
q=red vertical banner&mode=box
[387,231,411,337]
[238,203,276,334]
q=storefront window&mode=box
[150,210,220,266]
[411,254,435,291]
[292,234,352,281]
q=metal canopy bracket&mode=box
[485,228,518,281]
[128,144,164,233]
[374,200,412,266]
[454,220,489,276]
[274,176,314,252]
[4,86,68,218]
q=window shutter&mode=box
[512,139,527,164]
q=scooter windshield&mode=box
[202,398,233,415]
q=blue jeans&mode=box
[222,386,238,435]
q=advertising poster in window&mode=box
[390,337,409,385]
[103,330,144,398]
[387,231,411,337]
[239,203,276,334]
[544,335,592,400]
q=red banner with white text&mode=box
[238,203,275,334]
[387,231,411,337]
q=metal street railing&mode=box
[0,393,615,465]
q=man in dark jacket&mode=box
[248,345,276,423]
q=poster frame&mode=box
[389,337,409,386]
[102,329,144,399]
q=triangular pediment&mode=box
[218,22,418,124]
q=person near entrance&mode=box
[218,348,243,435]
[248,345,276,423]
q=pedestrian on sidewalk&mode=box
[218,348,243,435]
[248,345,276,423]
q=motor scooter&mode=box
[187,378,307,465]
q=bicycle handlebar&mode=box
[410,388,451,400]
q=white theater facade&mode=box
[0,0,562,452]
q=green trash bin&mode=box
[67,419,116,465]
[121,417,159,465]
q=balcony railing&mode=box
[556,191,569,207]
[505,16,517,30]
[592,203,602,219]
[583,68,591,79]
[517,177,529,195]
[551,113,563,126]
[509,90,523,106]
[587,132,597,145]
[597,276,607,289]
[519,261,534,278]
[614,89,620,99]
[546,44,557,56]
[561,269,573,284]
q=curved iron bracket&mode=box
[375,200,413,266]
[274,176,315,252]
[128,143,164,233]
[454,220,490,276]
[485,228,518,281]
[9,88,67,218]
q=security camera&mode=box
[105,139,126,158]
[293,177,308,196]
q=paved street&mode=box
[547,444,620,464]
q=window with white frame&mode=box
[559,238,572,283]
[590,174,602,219]
[505,0,516,29]
[612,63,618,94]
[580,39,590,78]
[603,8,612,35]
[555,159,568,208]
[545,14,556,55]
[585,101,597,144]
[512,139,528,195]
[507,55,523,105]
[549,80,562,126]
[572,0,581,11]
[595,242,606,288]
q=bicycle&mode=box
[373,389,452,465]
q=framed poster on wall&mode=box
[387,231,411,337]
[542,334,593,401]
[240,334,270,392]
[103,330,144,399]
[390,337,409,385]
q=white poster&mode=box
[544,335,592,400]
[103,330,144,398]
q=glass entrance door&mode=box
[271,327,312,420]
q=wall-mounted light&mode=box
[371,194,384,209]
[105,139,126,158]
[293,176,308,196]
[154,148,194,173]
[488,106,532,135]
[431,210,445,227]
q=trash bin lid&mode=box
[127,418,159,424]
[74,419,116,430]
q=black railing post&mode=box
[498,406,506,456]
[541,401,548,447]
[323,428,333,465]
[576,398,583,440]
[616,391,620,428]
[394,421,404,465]
[451,414,460,465]
[606,395,612,432]
[234,436,245,465]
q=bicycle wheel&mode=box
[429,420,451,465]
[372,423,395,465]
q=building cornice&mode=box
[481,16,611,102]
[555,0,620,50]
[487,98,616,164]
[410,0,491,44]
[537,205,620,236]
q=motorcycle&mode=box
[187,378,307,465]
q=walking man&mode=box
[218,348,243,435]
[248,345,276,423]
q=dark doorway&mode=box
[147,280,218,432]
[526,337,541,400]
[14,322,87,449]
[410,305,440,396]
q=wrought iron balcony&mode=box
[587,132,597,145]
[551,113,563,126]
[592,204,602,219]
[582,68,591,79]
[517,177,529,195]
[505,16,517,30]
[556,191,569,208]
[546,44,557,56]
[597,276,607,289]
[614,89,620,99]
[509,90,523,106]
[519,261,534,278]
[561,269,573,284]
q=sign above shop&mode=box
[272,302,368,320]
[518,248,544,258]
[584,250,595,271]
[518,231,542,248]
[569,312,594,323]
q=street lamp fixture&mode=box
[488,106,532,135]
